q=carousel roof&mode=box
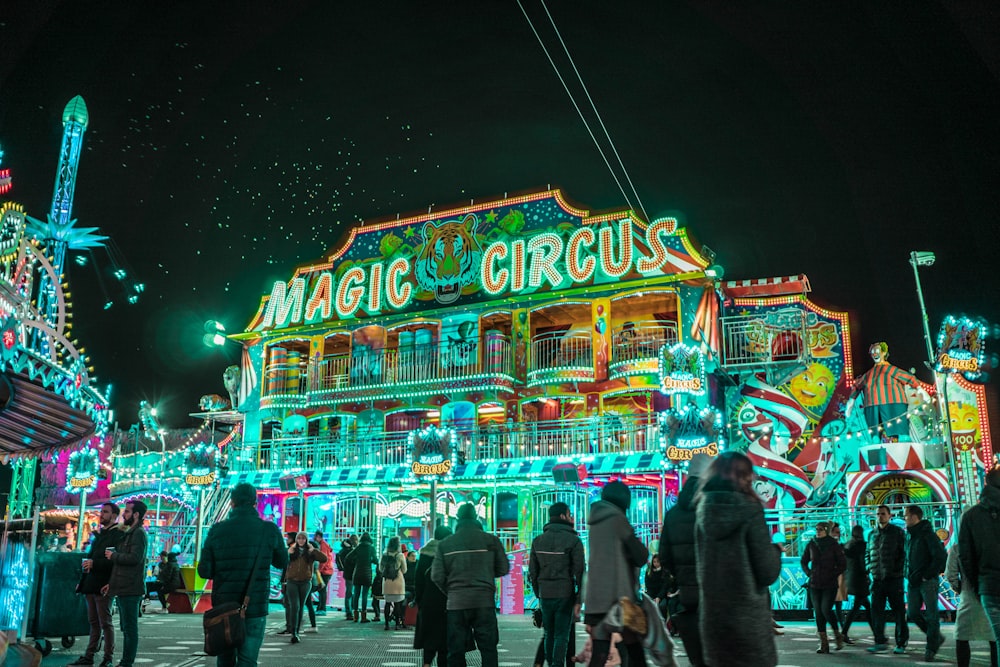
[0,370,96,453]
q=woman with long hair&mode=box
[695,451,783,667]
[801,522,847,653]
[284,531,328,643]
[380,536,408,630]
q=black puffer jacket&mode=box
[107,527,148,597]
[431,519,509,610]
[659,477,699,610]
[197,506,287,618]
[960,484,1000,596]
[867,522,906,581]
[801,535,846,590]
[79,524,124,594]
[346,538,378,587]
[906,519,946,583]
[843,537,869,596]
[336,540,355,579]
[529,520,585,601]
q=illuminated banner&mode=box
[182,443,219,488]
[659,343,707,395]
[65,447,100,494]
[936,315,987,382]
[255,190,710,331]
[658,406,724,465]
[408,425,457,481]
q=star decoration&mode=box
[485,210,498,223]
[403,226,415,238]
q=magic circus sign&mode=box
[256,190,709,331]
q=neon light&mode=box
[386,257,413,309]
[527,233,564,288]
[335,267,365,318]
[566,227,596,282]
[264,278,305,329]
[305,272,333,321]
[658,343,707,396]
[367,262,383,313]
[637,218,676,273]
[65,446,100,494]
[599,220,632,277]
[481,243,509,295]
[935,315,987,381]
[511,239,526,292]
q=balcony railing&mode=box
[262,336,515,402]
[255,412,660,472]
[528,331,595,386]
[609,321,678,378]
[720,311,806,369]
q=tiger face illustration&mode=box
[414,214,482,304]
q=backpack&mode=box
[380,553,399,581]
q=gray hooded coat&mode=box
[695,478,781,667]
[584,499,648,617]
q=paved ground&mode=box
[22,605,996,666]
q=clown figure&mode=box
[847,342,919,441]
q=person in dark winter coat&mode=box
[659,452,711,667]
[148,551,182,609]
[960,470,1000,648]
[335,536,357,620]
[414,526,452,667]
[946,541,998,667]
[801,522,847,653]
[644,556,668,602]
[583,480,648,667]
[70,502,124,667]
[529,502,585,667]
[432,503,510,667]
[284,531,328,643]
[107,500,149,667]
[198,483,288,667]
[904,505,946,661]
[841,525,872,643]
[866,504,909,653]
[346,532,379,623]
[695,452,782,667]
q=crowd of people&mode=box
[67,457,1000,667]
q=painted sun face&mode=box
[949,402,980,436]
[788,363,835,408]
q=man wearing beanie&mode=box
[530,502,585,667]
[658,453,711,666]
[585,480,648,667]
[431,503,510,667]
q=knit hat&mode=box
[457,503,477,521]
[687,453,712,477]
[601,480,632,512]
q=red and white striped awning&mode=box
[722,274,811,298]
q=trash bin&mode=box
[29,552,90,655]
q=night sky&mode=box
[1,2,998,427]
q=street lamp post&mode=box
[909,251,959,506]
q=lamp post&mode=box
[909,251,959,505]
[909,251,937,364]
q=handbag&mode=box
[531,607,543,628]
[203,524,266,656]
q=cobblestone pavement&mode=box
[27,605,990,666]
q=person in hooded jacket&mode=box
[695,451,782,667]
[346,532,379,623]
[431,502,510,667]
[335,536,357,620]
[960,470,1000,651]
[801,522,847,653]
[584,480,648,667]
[904,505,947,661]
[659,452,711,667]
[530,502,585,667]
[841,525,872,644]
[946,539,998,667]
[414,526,453,667]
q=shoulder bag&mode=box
[203,523,267,656]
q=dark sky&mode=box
[1,2,998,427]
